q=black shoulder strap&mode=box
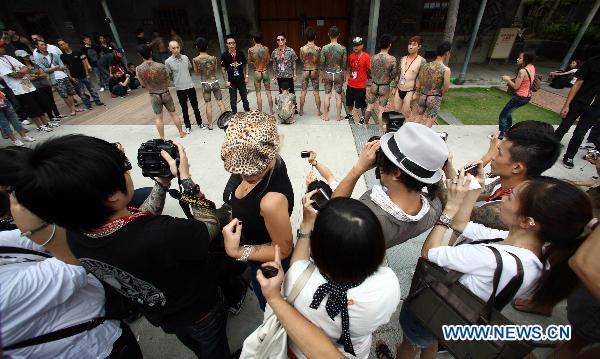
[494,251,524,310]
[456,238,504,246]
[0,246,52,258]
[481,246,504,321]
[3,318,106,351]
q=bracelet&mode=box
[22,222,49,237]
[435,221,451,229]
[40,224,57,247]
[237,245,253,262]
[297,229,310,239]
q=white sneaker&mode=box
[40,126,53,132]
[12,139,25,146]
[184,127,191,134]
[49,122,61,128]
[22,119,31,125]
[21,136,35,142]
[100,87,105,92]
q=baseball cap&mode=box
[14,50,30,58]
[352,37,363,46]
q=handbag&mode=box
[524,68,542,93]
[240,262,316,359]
[404,246,535,359]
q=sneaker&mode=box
[563,157,574,169]
[22,119,31,125]
[57,114,68,118]
[49,121,61,127]
[580,142,596,150]
[12,139,24,146]
[37,126,53,132]
[358,116,365,125]
[184,127,191,134]
[198,123,206,129]
[96,102,105,106]
[344,114,354,121]
[21,136,35,142]
[99,87,105,92]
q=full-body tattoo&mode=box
[299,43,321,115]
[193,53,225,129]
[365,52,397,131]
[248,43,273,114]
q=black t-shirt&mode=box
[82,45,100,67]
[60,51,87,79]
[574,56,600,107]
[136,36,149,45]
[98,44,114,55]
[66,215,218,330]
[221,50,247,82]
[229,159,294,246]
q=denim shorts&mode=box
[399,305,435,348]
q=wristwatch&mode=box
[436,213,453,229]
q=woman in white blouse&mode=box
[281,194,401,358]
[392,163,593,359]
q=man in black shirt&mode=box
[81,35,104,90]
[0,136,230,358]
[555,56,600,168]
[58,40,104,109]
[136,28,149,46]
[221,34,250,113]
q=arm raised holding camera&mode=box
[332,140,380,198]
[159,142,220,240]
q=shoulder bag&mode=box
[404,245,535,359]
[240,262,317,359]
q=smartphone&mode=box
[311,188,330,211]
[301,151,310,158]
[260,265,279,279]
[460,164,479,176]
[367,135,380,143]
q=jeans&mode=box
[229,81,250,113]
[172,294,230,358]
[0,104,23,135]
[561,102,600,160]
[92,66,105,88]
[73,78,103,108]
[248,256,291,311]
[498,95,530,134]
[176,87,203,128]
[98,66,111,89]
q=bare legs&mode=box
[155,111,186,139]
[205,100,226,129]
[396,339,437,359]
[321,91,331,121]
[300,89,321,116]
[394,91,413,120]
[321,91,342,121]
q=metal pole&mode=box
[100,0,128,63]
[220,0,231,35]
[211,0,226,54]
[457,0,488,84]
[366,0,381,55]
[558,0,600,70]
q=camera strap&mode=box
[164,173,216,220]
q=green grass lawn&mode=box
[439,88,561,125]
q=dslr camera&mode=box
[137,139,179,178]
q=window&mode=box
[421,1,449,32]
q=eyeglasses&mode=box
[276,38,285,42]
[226,41,235,45]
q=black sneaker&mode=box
[96,102,106,106]
[358,116,365,125]
[344,114,353,121]
[563,157,574,169]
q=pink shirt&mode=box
[516,64,535,97]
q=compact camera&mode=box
[137,139,179,178]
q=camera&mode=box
[301,151,310,158]
[137,139,179,178]
[460,164,479,177]
[311,188,330,211]
[382,111,405,133]
[367,136,382,179]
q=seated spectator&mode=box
[0,182,141,357]
[549,60,581,89]
[275,81,296,124]
[0,135,230,358]
[0,90,35,146]
[127,63,141,89]
[108,71,130,98]
[385,169,592,359]
[470,122,561,231]
[245,194,400,358]
[333,122,449,248]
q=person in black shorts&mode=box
[345,37,371,124]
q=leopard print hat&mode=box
[221,111,280,176]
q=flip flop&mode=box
[375,340,394,359]
[511,298,552,317]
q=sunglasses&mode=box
[276,38,285,42]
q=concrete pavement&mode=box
[1,81,597,358]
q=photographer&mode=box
[0,135,229,358]
[333,122,449,248]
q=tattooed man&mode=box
[319,26,347,121]
[248,32,273,114]
[299,26,321,116]
[193,37,226,129]
[365,34,397,131]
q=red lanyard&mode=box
[351,52,363,72]
[0,56,16,72]
[229,51,236,65]
[486,186,512,202]
[403,55,419,76]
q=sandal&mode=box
[375,340,394,359]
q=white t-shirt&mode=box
[428,222,543,301]
[0,230,121,359]
[279,259,400,359]
[33,44,63,57]
[0,55,36,95]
